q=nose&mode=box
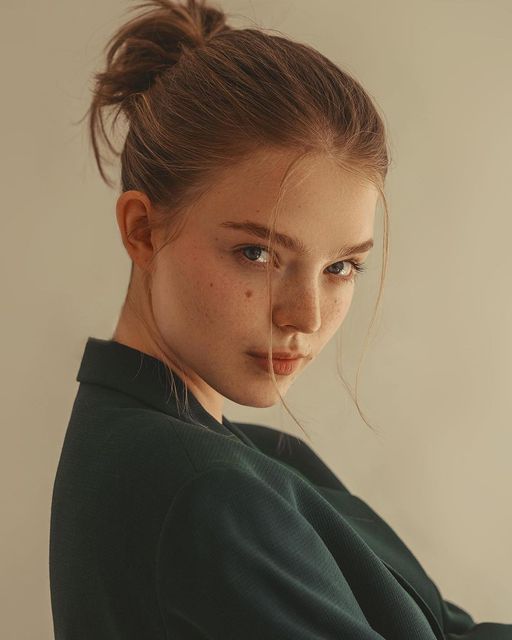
[272,280,322,334]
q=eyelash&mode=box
[235,245,367,284]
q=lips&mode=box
[247,351,305,360]
[249,354,303,375]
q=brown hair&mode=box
[82,0,391,452]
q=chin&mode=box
[228,385,290,409]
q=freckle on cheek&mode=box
[245,290,252,298]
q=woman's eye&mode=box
[235,244,367,283]
[238,245,271,264]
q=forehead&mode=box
[188,147,378,247]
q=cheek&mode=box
[192,265,251,325]
[150,253,213,324]
[323,289,354,327]
[201,278,253,312]
[200,254,255,303]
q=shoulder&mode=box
[70,402,286,498]
[167,464,292,511]
[158,464,325,567]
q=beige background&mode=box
[1,0,511,637]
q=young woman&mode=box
[49,1,511,638]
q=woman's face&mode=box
[116,148,378,422]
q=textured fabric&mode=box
[49,337,512,639]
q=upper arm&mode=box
[155,465,384,640]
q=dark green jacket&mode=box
[49,337,511,639]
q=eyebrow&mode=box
[219,220,374,259]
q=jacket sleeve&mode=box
[155,465,385,640]
[439,597,512,639]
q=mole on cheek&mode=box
[245,289,253,299]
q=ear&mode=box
[115,190,156,272]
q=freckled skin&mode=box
[113,147,378,423]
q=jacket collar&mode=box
[76,337,257,447]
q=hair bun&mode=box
[94,0,230,104]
